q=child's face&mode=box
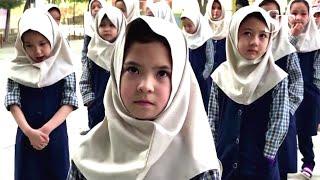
[314,12,320,26]
[260,2,280,21]
[289,2,309,28]
[237,16,270,60]
[211,1,222,20]
[22,31,51,63]
[120,41,172,120]
[98,18,118,42]
[91,1,102,17]
[49,9,61,25]
[115,1,127,18]
[181,18,197,34]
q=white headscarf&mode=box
[205,0,230,40]
[122,0,140,23]
[181,9,213,49]
[254,0,296,60]
[84,0,108,37]
[87,6,126,71]
[211,6,288,105]
[286,0,320,52]
[73,16,221,180]
[146,1,177,25]
[9,8,74,88]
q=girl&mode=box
[208,6,290,179]
[180,9,214,113]
[205,0,229,71]
[46,4,61,25]
[67,16,221,180]
[287,0,320,178]
[80,0,107,134]
[256,0,304,179]
[146,1,177,25]
[79,6,126,130]
[4,8,78,180]
[115,0,140,23]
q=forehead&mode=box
[290,2,308,11]
[239,16,267,31]
[91,1,101,7]
[22,30,47,41]
[212,1,221,8]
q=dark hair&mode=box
[240,12,267,28]
[290,0,309,14]
[213,0,222,8]
[48,7,61,15]
[124,18,171,60]
[259,0,280,13]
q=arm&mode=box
[5,79,49,150]
[79,57,95,106]
[190,170,220,180]
[288,35,298,47]
[264,78,290,160]
[40,73,78,135]
[287,53,304,115]
[207,82,219,145]
[67,161,87,180]
[203,40,215,79]
[314,50,320,91]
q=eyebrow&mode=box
[123,60,172,71]
[241,28,269,33]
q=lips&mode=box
[134,100,154,106]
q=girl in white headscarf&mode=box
[4,8,78,179]
[287,0,320,178]
[67,16,221,180]
[79,6,126,132]
[180,8,214,113]
[255,0,303,179]
[146,1,177,25]
[205,0,229,70]
[208,6,289,179]
[115,0,140,23]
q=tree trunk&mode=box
[4,9,10,42]
[197,0,208,15]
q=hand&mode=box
[25,128,49,150]
[291,22,304,36]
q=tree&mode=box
[0,0,24,42]
[197,0,208,15]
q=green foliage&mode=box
[0,0,24,9]
[48,0,88,4]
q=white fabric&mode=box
[146,1,177,25]
[211,6,288,105]
[9,8,74,88]
[181,9,213,49]
[84,0,108,37]
[205,0,230,40]
[87,6,126,71]
[123,0,140,23]
[254,0,296,60]
[287,0,320,52]
[73,16,221,180]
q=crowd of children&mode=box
[4,0,320,179]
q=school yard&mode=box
[0,40,319,179]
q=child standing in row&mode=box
[67,16,221,180]
[145,1,177,25]
[5,8,78,180]
[208,6,289,179]
[115,0,140,23]
[256,0,304,179]
[287,0,320,178]
[205,0,228,70]
[181,9,215,113]
[79,6,126,131]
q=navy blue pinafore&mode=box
[275,55,298,174]
[295,51,320,136]
[212,38,226,71]
[216,88,280,180]
[15,80,69,180]
[189,42,212,112]
[87,60,110,129]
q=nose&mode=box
[137,76,154,93]
[249,35,259,46]
[34,46,42,55]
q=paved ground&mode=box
[0,40,319,179]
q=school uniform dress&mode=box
[276,53,303,176]
[208,79,289,180]
[212,38,226,71]
[189,40,214,112]
[5,73,78,180]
